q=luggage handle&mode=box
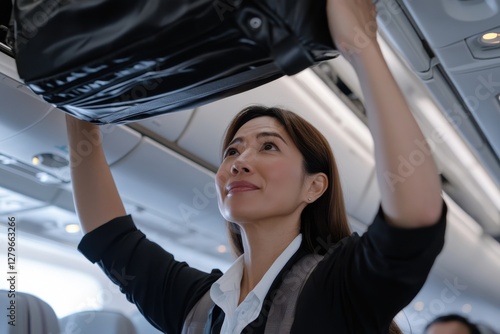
[236,5,315,76]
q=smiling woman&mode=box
[219,106,350,258]
[67,101,446,333]
[65,0,447,333]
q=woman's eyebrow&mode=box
[228,131,288,147]
[257,132,288,145]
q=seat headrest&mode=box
[60,310,136,334]
[0,290,60,334]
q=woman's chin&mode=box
[220,208,259,224]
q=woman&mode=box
[67,0,447,332]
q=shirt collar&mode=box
[210,234,303,315]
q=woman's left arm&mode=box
[326,0,442,228]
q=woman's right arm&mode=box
[65,114,126,233]
[67,114,221,333]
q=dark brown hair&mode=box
[425,314,480,334]
[221,105,351,256]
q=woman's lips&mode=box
[227,181,259,194]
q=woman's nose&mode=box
[231,153,253,175]
[231,163,250,175]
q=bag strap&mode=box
[181,289,214,334]
[182,253,323,334]
[263,253,323,334]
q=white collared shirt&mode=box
[210,234,303,334]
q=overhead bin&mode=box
[122,200,191,237]
[0,107,141,185]
[0,165,60,205]
[134,109,195,143]
[109,137,227,243]
[387,1,500,188]
[9,205,83,245]
[0,73,53,142]
[0,73,142,186]
[0,184,47,215]
[177,70,376,220]
[119,199,233,265]
[176,76,311,168]
[413,69,500,233]
[441,63,500,159]
[371,33,500,234]
[402,0,500,48]
[430,38,500,165]
[376,0,432,76]
[0,52,19,82]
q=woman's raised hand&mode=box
[325,0,443,228]
[326,0,378,62]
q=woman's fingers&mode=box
[326,0,378,61]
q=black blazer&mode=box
[79,202,447,333]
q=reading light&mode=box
[65,223,81,234]
[466,29,500,58]
[462,304,472,313]
[480,32,500,45]
[413,301,425,312]
[0,153,68,184]
[217,245,228,253]
[32,153,69,168]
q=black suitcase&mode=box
[8,0,338,124]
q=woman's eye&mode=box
[224,148,238,157]
[263,142,278,151]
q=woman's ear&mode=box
[306,172,328,202]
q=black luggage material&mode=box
[0,0,13,55]
[9,0,338,124]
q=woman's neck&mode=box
[238,219,300,304]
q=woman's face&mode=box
[216,116,310,225]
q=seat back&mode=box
[60,310,136,334]
[0,289,60,334]
[131,311,163,334]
